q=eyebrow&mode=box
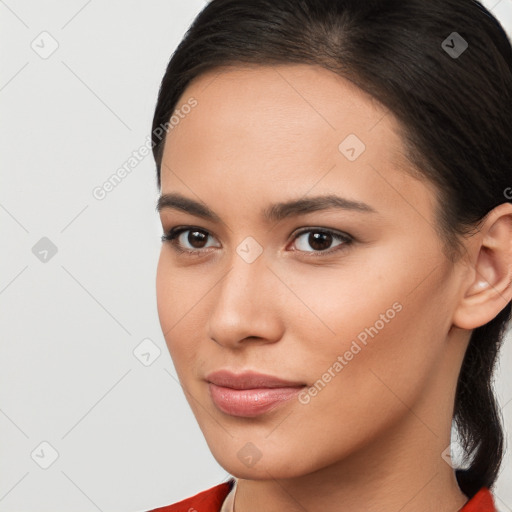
[156,192,377,223]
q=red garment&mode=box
[147,480,496,512]
[148,480,234,512]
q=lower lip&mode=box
[208,383,304,417]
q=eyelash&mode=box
[161,226,354,258]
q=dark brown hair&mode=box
[151,0,512,497]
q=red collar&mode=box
[148,481,496,512]
[148,480,234,512]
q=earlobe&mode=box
[452,203,512,331]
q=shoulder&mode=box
[146,479,235,512]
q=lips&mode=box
[205,370,306,417]
[206,370,306,389]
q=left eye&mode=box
[291,228,351,253]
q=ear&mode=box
[452,202,512,330]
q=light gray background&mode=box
[1,1,511,511]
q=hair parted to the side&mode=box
[151,0,512,498]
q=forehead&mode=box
[160,64,435,224]
[167,63,396,158]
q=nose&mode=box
[207,249,285,349]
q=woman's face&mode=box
[156,64,466,479]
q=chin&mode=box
[205,437,320,481]
[216,456,305,480]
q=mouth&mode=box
[205,369,307,417]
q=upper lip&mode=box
[205,370,306,390]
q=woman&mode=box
[147,0,512,510]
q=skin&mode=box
[155,64,512,512]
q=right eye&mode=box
[161,226,221,255]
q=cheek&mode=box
[275,255,406,356]
[156,254,189,359]
[282,248,449,409]
[156,252,211,375]
[155,254,173,334]
[156,251,199,333]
